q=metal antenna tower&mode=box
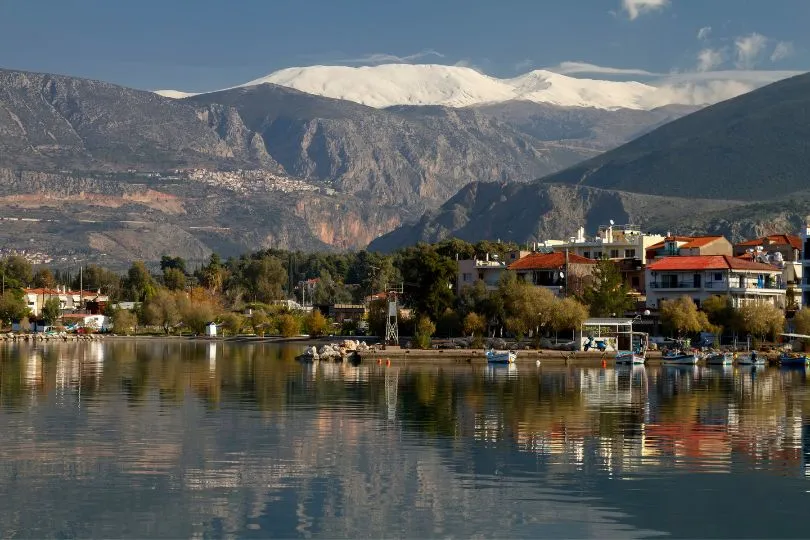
[384,283,403,346]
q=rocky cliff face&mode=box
[0,68,700,264]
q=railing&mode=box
[648,283,699,289]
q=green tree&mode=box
[463,312,486,348]
[311,271,352,305]
[250,310,270,336]
[414,316,436,349]
[219,312,244,336]
[701,295,740,334]
[304,310,329,337]
[160,255,187,274]
[739,302,784,343]
[32,268,56,289]
[244,256,287,303]
[457,280,490,317]
[581,259,633,317]
[552,297,589,338]
[145,289,180,334]
[73,265,122,299]
[124,261,157,302]
[397,244,456,321]
[793,307,810,335]
[0,256,33,288]
[660,296,712,337]
[0,290,29,325]
[163,267,186,291]
[198,253,228,293]
[112,309,138,335]
[42,297,62,325]
[278,314,301,338]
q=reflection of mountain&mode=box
[0,343,809,537]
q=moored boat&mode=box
[615,350,645,365]
[662,352,698,365]
[705,352,733,366]
[486,350,517,364]
[735,351,765,365]
[779,353,809,367]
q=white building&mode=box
[457,251,530,292]
[556,224,664,264]
[24,287,109,317]
[646,255,785,310]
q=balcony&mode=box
[648,282,699,290]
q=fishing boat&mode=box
[779,353,809,367]
[735,351,765,366]
[705,352,733,366]
[615,350,645,365]
[486,349,517,364]
[615,332,649,365]
[662,351,698,365]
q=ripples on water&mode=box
[1,341,809,538]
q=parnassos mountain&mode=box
[0,64,805,265]
[371,71,810,252]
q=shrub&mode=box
[414,316,436,349]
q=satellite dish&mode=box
[559,271,565,279]
[609,219,615,225]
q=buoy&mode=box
[536,359,541,367]
[386,359,391,367]
[377,358,381,365]
[601,359,607,368]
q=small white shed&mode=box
[205,322,218,337]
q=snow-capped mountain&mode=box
[156,63,801,111]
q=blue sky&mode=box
[0,0,806,91]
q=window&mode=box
[478,272,484,281]
[714,272,723,281]
[610,249,619,259]
[462,272,472,282]
[583,251,591,259]
[624,249,636,258]
[662,274,678,288]
[631,276,640,288]
[594,251,603,259]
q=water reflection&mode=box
[1,342,810,537]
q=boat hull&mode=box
[662,355,698,365]
[486,351,517,364]
[779,354,808,366]
[615,352,645,365]
[705,353,733,366]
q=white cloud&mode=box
[621,0,669,20]
[734,33,768,69]
[771,41,795,62]
[548,61,659,76]
[338,49,445,65]
[645,70,803,107]
[697,26,712,40]
[514,58,533,72]
[696,48,725,72]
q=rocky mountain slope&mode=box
[371,72,810,251]
[0,67,697,264]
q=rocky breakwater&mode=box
[297,340,372,362]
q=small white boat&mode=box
[615,351,645,365]
[662,352,698,365]
[736,352,765,366]
[615,332,649,365]
[705,352,733,366]
[486,350,517,364]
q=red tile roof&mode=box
[647,255,780,272]
[647,236,724,251]
[508,252,596,270]
[735,234,802,250]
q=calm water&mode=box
[1,342,809,538]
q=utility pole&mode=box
[79,265,83,313]
[564,248,570,297]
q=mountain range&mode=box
[370,71,810,251]
[0,66,710,267]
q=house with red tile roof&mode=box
[23,286,109,318]
[734,234,803,298]
[645,255,785,310]
[457,250,530,292]
[507,252,597,296]
[645,236,732,262]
